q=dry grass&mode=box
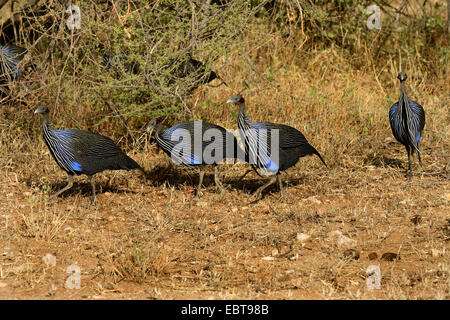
[1,25,449,300]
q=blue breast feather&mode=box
[163,128,202,165]
[247,122,280,172]
[54,130,83,172]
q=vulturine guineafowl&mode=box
[0,44,27,100]
[35,105,145,202]
[226,95,327,200]
[389,71,425,178]
[148,119,240,196]
[168,57,227,93]
[0,44,26,82]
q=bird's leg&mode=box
[88,175,96,203]
[237,169,253,183]
[50,173,74,199]
[417,145,422,168]
[214,166,226,193]
[406,146,413,178]
[196,167,205,197]
[277,175,284,199]
[249,175,277,201]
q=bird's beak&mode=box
[34,109,38,114]
[226,99,233,104]
[145,119,157,132]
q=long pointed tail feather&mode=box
[309,145,327,168]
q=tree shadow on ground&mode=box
[223,171,306,199]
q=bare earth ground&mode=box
[0,138,448,300]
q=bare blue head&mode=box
[34,105,50,115]
[397,72,407,82]
[226,95,245,104]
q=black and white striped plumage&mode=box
[388,72,425,177]
[227,95,327,199]
[35,105,143,201]
[153,120,239,195]
[0,44,26,82]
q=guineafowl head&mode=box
[226,95,245,105]
[34,105,49,115]
[397,72,407,82]
[145,118,164,134]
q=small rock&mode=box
[381,252,400,261]
[296,233,311,242]
[64,226,73,234]
[368,252,378,260]
[303,196,322,205]
[196,201,208,207]
[271,248,279,256]
[42,253,56,267]
[430,249,441,258]
[231,208,238,213]
[261,256,275,261]
[289,254,299,261]
[328,230,357,247]
[0,281,7,288]
[343,249,360,260]
[366,265,381,290]
[399,200,413,207]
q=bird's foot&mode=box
[216,185,226,195]
[248,190,262,203]
[215,180,230,194]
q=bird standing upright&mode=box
[388,72,425,178]
[149,119,240,196]
[35,105,144,202]
[226,95,327,199]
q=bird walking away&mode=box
[148,119,240,196]
[389,72,425,178]
[35,105,145,202]
[168,57,227,92]
[0,44,26,82]
[226,95,327,200]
